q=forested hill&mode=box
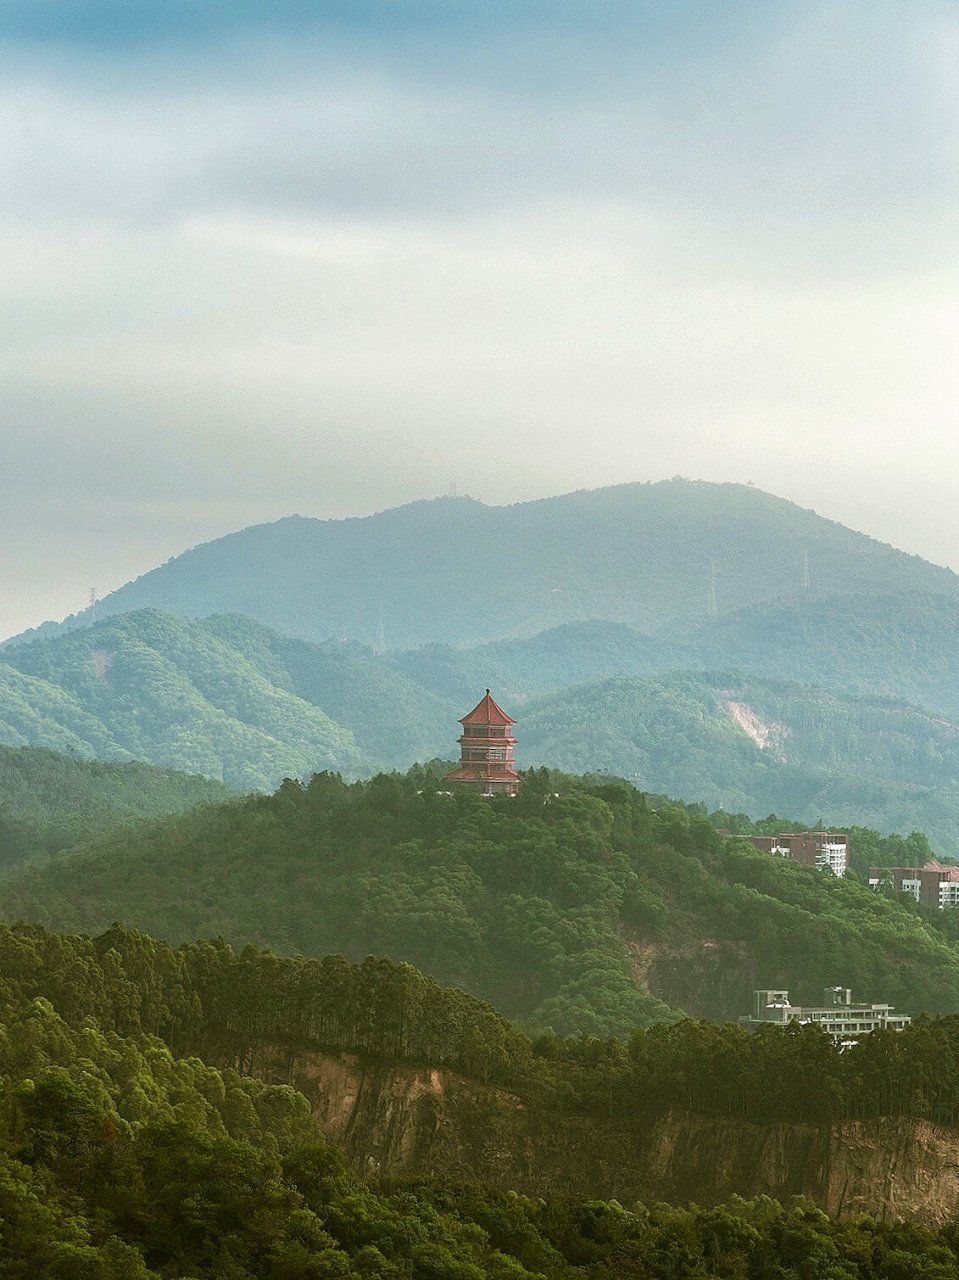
[520,673,959,847]
[683,589,959,720]
[0,744,231,867]
[392,594,959,723]
[10,924,959,1269]
[6,608,959,842]
[6,769,959,1038]
[9,479,959,648]
[0,610,450,788]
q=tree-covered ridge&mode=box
[0,929,533,1278]
[5,771,959,1036]
[0,744,231,868]
[519,673,959,848]
[0,610,457,789]
[7,918,959,1133]
[7,607,959,845]
[9,936,959,1274]
[684,588,959,720]
[0,922,525,1082]
[386,619,702,705]
[0,611,369,788]
[10,479,959,650]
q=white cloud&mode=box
[1,3,958,637]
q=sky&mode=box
[1,0,958,639]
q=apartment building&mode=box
[869,860,959,909]
[746,831,848,876]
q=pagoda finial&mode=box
[486,687,490,695]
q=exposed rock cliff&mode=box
[628,933,758,1021]
[235,1040,959,1224]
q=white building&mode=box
[739,987,910,1043]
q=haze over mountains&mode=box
[4,479,959,842]
[10,480,959,650]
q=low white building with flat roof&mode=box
[739,986,910,1044]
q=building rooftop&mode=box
[740,987,910,1042]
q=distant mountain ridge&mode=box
[7,480,958,649]
[5,608,959,845]
[0,611,454,788]
[521,673,959,847]
[5,481,959,843]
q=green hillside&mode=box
[5,770,959,1037]
[6,608,959,843]
[10,480,959,649]
[521,674,959,849]
[198,611,453,763]
[0,611,372,788]
[0,661,117,755]
[6,923,959,1272]
[0,744,231,866]
[685,589,959,720]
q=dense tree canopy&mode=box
[0,744,231,868]
[5,768,959,1040]
[4,921,959,1274]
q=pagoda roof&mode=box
[460,689,516,726]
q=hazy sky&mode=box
[2,1,957,639]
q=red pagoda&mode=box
[445,689,521,796]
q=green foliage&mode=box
[518,673,959,849]
[0,744,231,867]
[5,771,959,1034]
[4,923,959,1273]
[0,978,533,1278]
[0,612,372,788]
[0,610,460,788]
[0,921,529,1082]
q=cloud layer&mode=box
[2,2,957,636]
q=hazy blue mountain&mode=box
[8,480,959,649]
[388,619,700,705]
[682,590,959,720]
[393,588,959,725]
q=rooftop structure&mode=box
[869,860,959,909]
[746,831,848,876]
[445,690,520,796]
[739,986,910,1043]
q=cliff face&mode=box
[640,1112,959,1224]
[236,1040,959,1223]
[627,934,758,1021]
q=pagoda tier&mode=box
[445,689,520,796]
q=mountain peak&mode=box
[5,480,958,650]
